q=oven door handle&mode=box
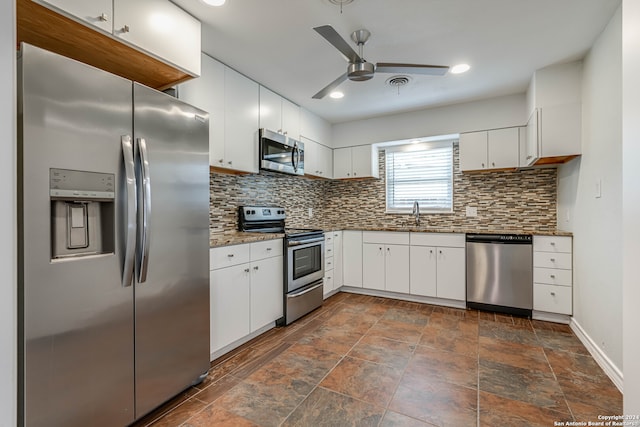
[287,237,325,246]
[288,282,323,298]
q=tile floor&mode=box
[133,292,622,427]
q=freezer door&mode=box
[132,83,210,418]
[18,44,135,426]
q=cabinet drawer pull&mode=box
[550,274,556,279]
[550,242,556,246]
[253,266,259,271]
[121,25,130,33]
[550,258,556,262]
[550,292,556,296]
[244,268,250,273]
[99,13,108,22]
[227,254,234,258]
[266,247,272,251]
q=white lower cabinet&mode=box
[342,231,363,287]
[323,230,344,297]
[362,232,410,293]
[409,233,466,301]
[209,239,283,357]
[332,231,343,289]
[533,235,573,315]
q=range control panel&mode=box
[241,206,286,221]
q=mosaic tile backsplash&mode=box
[210,146,557,233]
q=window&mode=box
[385,141,454,213]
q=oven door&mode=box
[260,129,304,176]
[286,237,324,292]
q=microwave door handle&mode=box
[137,137,151,283]
[121,135,137,287]
[292,143,300,172]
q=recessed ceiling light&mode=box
[451,64,470,74]
[329,91,344,99]
[202,0,226,6]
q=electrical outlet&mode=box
[465,206,478,217]
[308,207,313,218]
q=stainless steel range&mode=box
[239,206,324,325]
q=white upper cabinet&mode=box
[179,55,259,173]
[333,145,379,179]
[38,0,112,32]
[459,128,519,172]
[224,68,259,173]
[300,108,331,146]
[179,54,225,167]
[302,137,333,178]
[259,86,300,138]
[112,0,201,75]
[525,61,582,166]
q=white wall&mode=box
[622,0,640,413]
[557,6,623,380]
[0,1,16,425]
[331,93,526,147]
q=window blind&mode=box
[385,142,454,212]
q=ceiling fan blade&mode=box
[376,63,450,76]
[314,25,362,63]
[312,73,349,99]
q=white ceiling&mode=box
[172,0,620,124]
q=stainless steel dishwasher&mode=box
[466,234,533,317]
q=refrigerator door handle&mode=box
[121,135,137,287]
[137,137,151,283]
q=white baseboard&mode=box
[340,287,467,309]
[532,310,571,324]
[570,318,623,393]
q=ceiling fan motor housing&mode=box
[348,62,375,81]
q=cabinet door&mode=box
[302,137,320,177]
[436,247,466,301]
[179,54,225,167]
[250,256,283,332]
[332,232,343,288]
[225,68,259,173]
[318,143,334,178]
[38,0,112,32]
[385,245,410,294]
[488,128,519,169]
[363,243,385,290]
[342,230,363,287]
[113,0,201,75]
[539,103,581,158]
[333,147,353,179]
[259,86,282,132]
[351,145,377,178]
[409,246,437,297]
[525,109,539,166]
[282,98,300,138]
[459,131,488,171]
[210,265,250,353]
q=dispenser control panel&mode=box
[50,168,115,200]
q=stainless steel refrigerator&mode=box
[17,44,210,426]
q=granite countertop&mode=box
[210,227,571,247]
[210,231,285,248]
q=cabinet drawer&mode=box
[325,256,334,272]
[210,243,251,270]
[325,242,334,257]
[534,283,572,315]
[250,239,283,261]
[410,232,465,248]
[533,236,572,253]
[533,252,572,269]
[533,267,572,287]
[324,274,334,292]
[362,231,410,245]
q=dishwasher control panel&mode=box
[466,233,532,244]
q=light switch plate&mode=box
[308,207,313,218]
[465,206,478,217]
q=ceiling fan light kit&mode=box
[312,25,451,99]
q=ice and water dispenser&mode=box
[50,168,115,259]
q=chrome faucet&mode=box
[412,200,420,226]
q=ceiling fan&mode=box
[312,25,450,99]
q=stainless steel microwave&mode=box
[259,128,304,176]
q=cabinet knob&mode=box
[550,242,556,246]
[550,292,556,296]
[244,268,250,273]
[347,173,350,176]
[430,249,433,254]
[253,266,259,270]
[481,163,485,168]
[550,258,556,262]
[550,274,556,279]
[327,276,332,280]
[228,161,233,165]
[353,172,357,176]
[99,13,108,22]
[121,25,130,33]
[439,250,442,254]
[218,158,224,163]
[227,254,234,258]
[492,162,495,167]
